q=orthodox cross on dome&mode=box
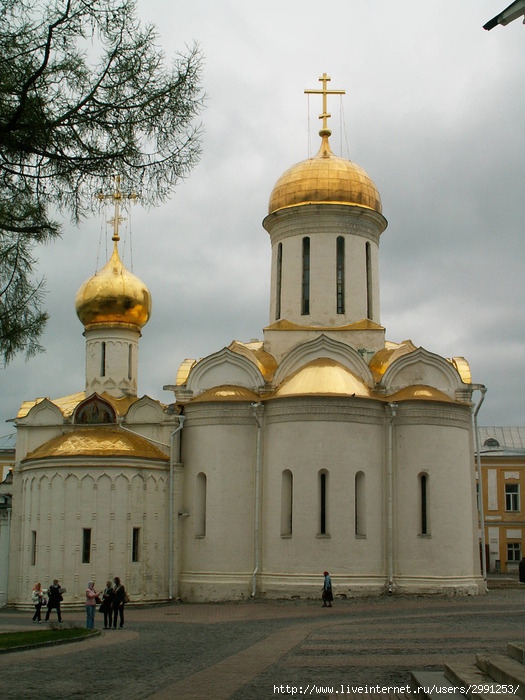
[96,175,139,242]
[305,73,345,136]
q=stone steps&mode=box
[411,643,525,700]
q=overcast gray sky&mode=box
[1,0,524,436]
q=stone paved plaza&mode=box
[0,584,523,699]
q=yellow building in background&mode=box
[478,427,525,574]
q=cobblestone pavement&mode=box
[0,587,523,699]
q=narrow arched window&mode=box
[276,242,282,320]
[82,528,91,564]
[195,472,207,537]
[355,471,366,537]
[31,531,37,566]
[128,344,132,380]
[132,527,140,562]
[319,469,329,535]
[281,469,293,536]
[100,342,106,377]
[302,237,310,315]
[366,242,372,319]
[419,473,429,535]
[336,236,345,314]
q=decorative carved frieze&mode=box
[265,397,384,425]
[393,403,471,428]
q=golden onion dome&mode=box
[268,132,382,215]
[75,243,151,330]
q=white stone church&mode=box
[6,77,484,606]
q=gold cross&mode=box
[96,175,139,242]
[305,73,345,134]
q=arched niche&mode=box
[273,334,374,386]
[125,396,166,424]
[379,347,465,398]
[185,348,265,395]
[73,394,116,425]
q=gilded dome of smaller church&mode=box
[268,133,382,215]
[75,244,151,330]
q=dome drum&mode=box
[263,202,387,240]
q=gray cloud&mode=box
[1,0,524,433]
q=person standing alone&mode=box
[45,579,63,622]
[322,571,333,607]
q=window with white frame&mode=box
[507,542,521,562]
[505,483,520,512]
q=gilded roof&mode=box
[228,340,278,382]
[176,359,198,386]
[268,134,382,215]
[175,341,278,387]
[23,428,168,462]
[449,356,472,384]
[190,385,261,404]
[385,385,454,403]
[17,392,139,420]
[369,340,418,382]
[75,244,151,330]
[264,319,384,332]
[273,358,373,399]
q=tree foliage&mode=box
[0,0,204,364]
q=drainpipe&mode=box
[385,402,398,594]
[250,402,264,598]
[471,385,487,589]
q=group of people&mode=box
[86,577,128,630]
[35,573,328,621]
[31,579,64,623]
[31,576,128,630]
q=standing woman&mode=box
[322,571,333,607]
[85,581,98,629]
[31,583,45,622]
[111,577,127,629]
[101,580,114,630]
